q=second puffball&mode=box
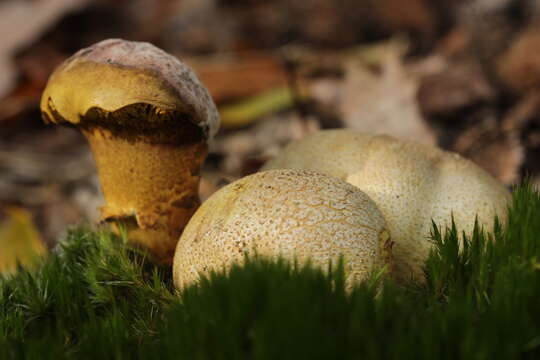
[173,169,392,290]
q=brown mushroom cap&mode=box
[41,38,219,138]
[263,129,511,282]
[40,39,220,263]
[173,169,392,290]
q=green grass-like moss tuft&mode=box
[1,184,540,359]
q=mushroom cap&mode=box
[263,129,511,281]
[173,169,392,290]
[40,38,219,139]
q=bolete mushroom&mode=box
[40,39,219,263]
[173,169,392,290]
[263,129,510,282]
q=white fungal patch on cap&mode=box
[173,169,391,290]
[263,129,511,282]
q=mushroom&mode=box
[173,169,392,290]
[40,39,219,263]
[263,129,510,282]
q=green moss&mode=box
[1,184,540,359]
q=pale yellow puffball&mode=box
[263,130,510,282]
[173,169,392,290]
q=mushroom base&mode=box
[83,129,207,264]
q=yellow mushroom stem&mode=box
[84,128,207,263]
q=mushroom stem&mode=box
[83,128,207,263]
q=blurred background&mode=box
[1,0,539,250]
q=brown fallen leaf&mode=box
[497,24,540,93]
[339,45,436,145]
[453,115,524,185]
[0,0,89,98]
[460,0,518,74]
[369,0,437,44]
[435,26,472,57]
[501,91,540,133]
[418,55,494,116]
[185,53,287,103]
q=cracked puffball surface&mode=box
[40,39,219,263]
[263,129,511,282]
[173,169,392,291]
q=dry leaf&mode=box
[185,53,287,103]
[339,48,436,145]
[501,92,540,132]
[418,56,494,115]
[460,0,517,69]
[453,116,524,185]
[369,0,437,42]
[0,0,89,98]
[0,207,47,276]
[497,24,540,93]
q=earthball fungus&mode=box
[263,129,510,282]
[40,39,219,263]
[173,169,392,290]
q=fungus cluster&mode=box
[41,39,510,289]
[263,129,510,281]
